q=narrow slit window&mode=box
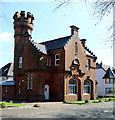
[75,42,78,54]
[19,57,22,68]
[30,74,32,90]
[27,74,29,90]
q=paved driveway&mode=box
[1,101,114,119]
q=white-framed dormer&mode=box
[55,54,60,66]
[19,57,22,68]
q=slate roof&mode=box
[0,80,15,85]
[33,42,47,54]
[96,62,110,71]
[0,63,11,76]
[84,46,97,59]
[103,68,114,79]
[40,36,71,51]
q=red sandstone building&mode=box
[13,11,97,101]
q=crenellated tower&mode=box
[13,11,34,54]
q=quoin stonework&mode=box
[13,11,97,101]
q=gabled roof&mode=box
[40,36,71,51]
[84,46,97,59]
[33,42,47,54]
[103,68,114,79]
[96,62,110,71]
[0,63,12,76]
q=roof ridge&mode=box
[40,35,71,44]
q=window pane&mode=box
[106,79,109,83]
[84,80,90,94]
[56,60,59,65]
[56,54,59,59]
[69,79,78,94]
[110,79,113,84]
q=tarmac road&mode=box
[1,101,115,119]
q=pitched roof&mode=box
[33,42,47,54]
[40,35,71,51]
[103,68,114,79]
[0,63,11,76]
[84,46,97,59]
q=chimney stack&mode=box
[70,25,79,35]
[80,39,86,47]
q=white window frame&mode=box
[19,57,22,68]
[84,80,90,94]
[55,54,60,66]
[5,86,7,92]
[68,79,78,95]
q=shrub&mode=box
[85,100,88,103]
[0,101,7,108]
[33,104,40,107]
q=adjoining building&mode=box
[0,63,15,100]
[13,11,97,101]
[96,62,115,97]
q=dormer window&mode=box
[19,57,22,68]
[55,54,60,66]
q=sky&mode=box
[0,0,113,68]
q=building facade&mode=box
[96,62,115,97]
[0,63,15,100]
[13,11,97,101]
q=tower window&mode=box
[27,74,29,90]
[5,86,7,92]
[19,57,22,68]
[30,74,32,90]
[46,58,48,66]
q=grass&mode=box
[65,101,85,104]
[64,97,115,104]
[88,100,100,103]
[98,97,115,101]
[0,102,26,107]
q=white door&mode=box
[44,85,49,100]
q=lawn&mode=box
[65,101,85,104]
[64,98,115,104]
[98,97,115,101]
[0,102,26,107]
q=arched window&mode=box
[69,79,78,94]
[84,80,90,94]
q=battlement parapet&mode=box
[13,11,34,24]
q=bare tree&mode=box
[54,0,115,45]
[54,0,114,22]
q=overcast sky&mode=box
[0,0,113,68]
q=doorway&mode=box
[44,85,49,100]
